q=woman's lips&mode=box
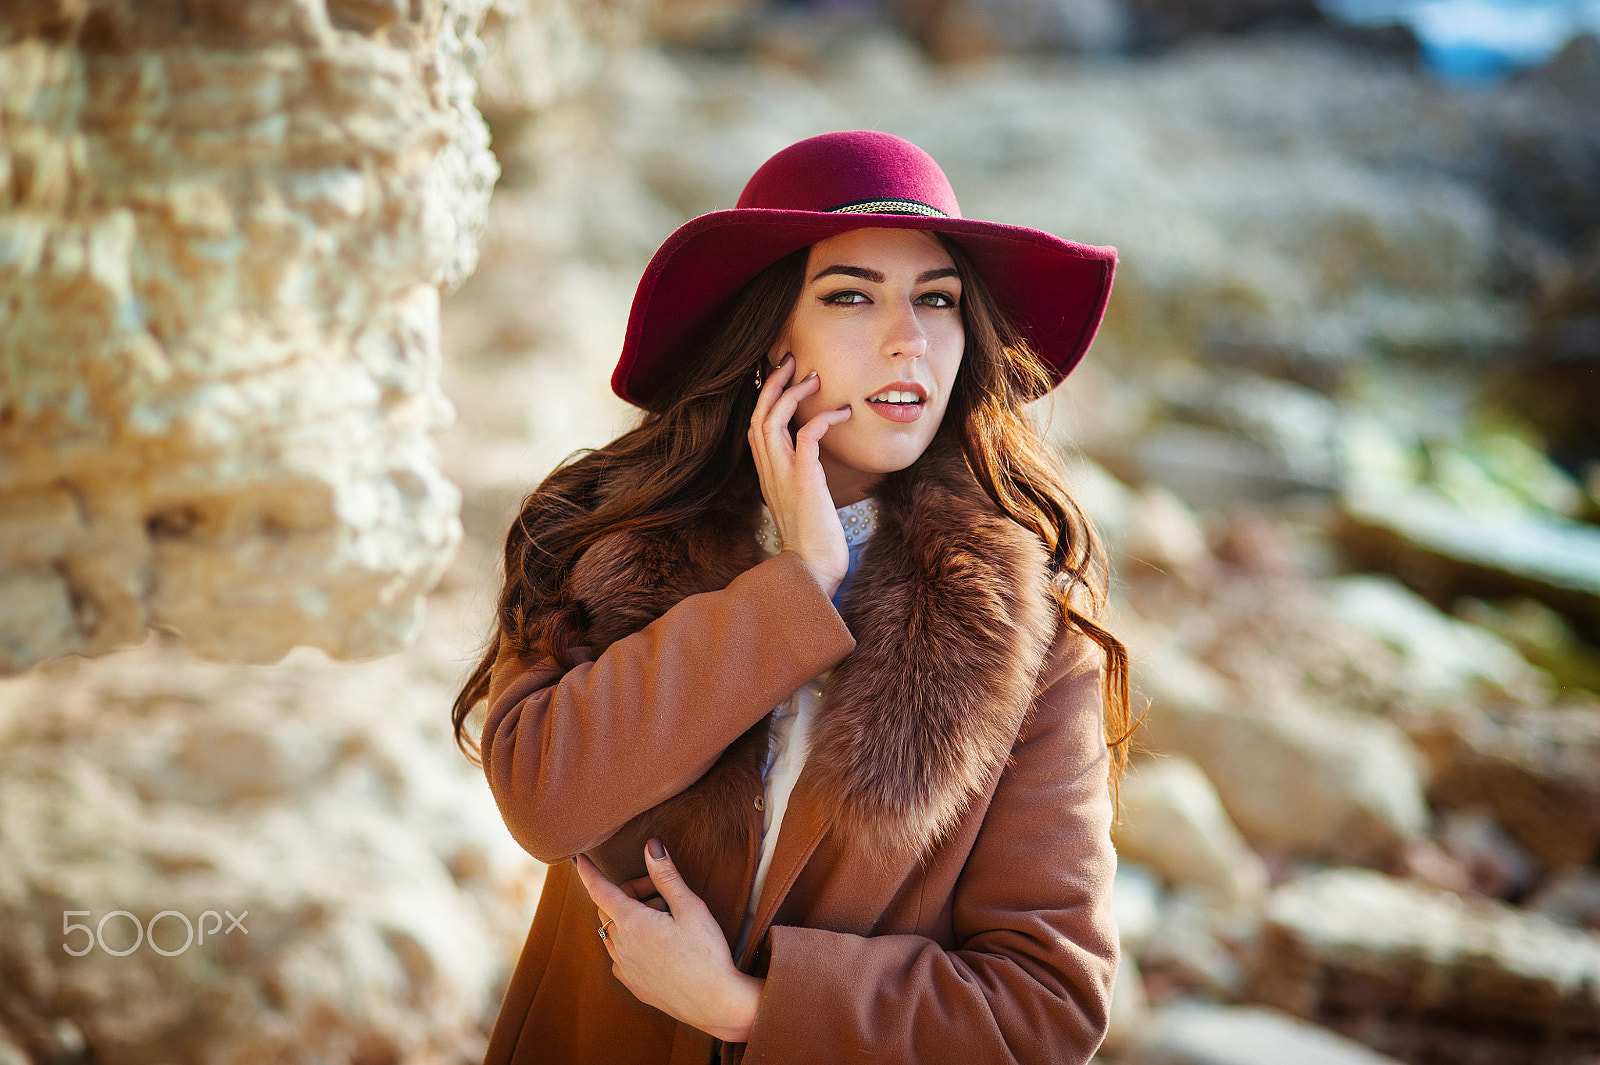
[866,398,925,422]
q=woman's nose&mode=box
[881,299,928,359]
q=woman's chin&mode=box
[822,437,937,482]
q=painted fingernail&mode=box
[802,371,817,382]
[781,354,794,366]
[647,837,666,861]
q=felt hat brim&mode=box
[611,207,1116,410]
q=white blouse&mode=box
[735,497,881,958]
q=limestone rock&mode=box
[1112,756,1267,911]
[0,609,544,1064]
[1407,703,1600,870]
[1434,808,1538,900]
[1122,485,1215,583]
[1113,861,1164,953]
[1137,650,1430,865]
[1338,406,1587,520]
[1496,237,1600,487]
[647,0,762,46]
[1212,508,1324,579]
[0,0,502,674]
[1256,868,1600,1064]
[1529,867,1600,931]
[1521,31,1600,108]
[1339,490,1600,639]
[1392,837,1479,898]
[1320,575,1548,704]
[476,0,641,123]
[1121,1003,1406,1065]
[1122,0,1325,51]
[1143,371,1344,505]
[893,0,1132,60]
[1457,596,1600,697]
[1137,886,1253,998]
[1132,424,1324,508]
[1064,454,1135,567]
[1487,39,1600,253]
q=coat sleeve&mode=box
[480,550,857,864]
[742,634,1119,1065]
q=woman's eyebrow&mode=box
[811,264,883,283]
[809,265,962,284]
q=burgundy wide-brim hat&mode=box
[611,130,1116,409]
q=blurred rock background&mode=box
[0,0,500,676]
[4,0,1600,1061]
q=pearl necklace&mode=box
[756,497,880,558]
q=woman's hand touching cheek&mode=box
[747,354,852,597]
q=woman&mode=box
[453,130,1133,1065]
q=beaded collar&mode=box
[755,497,881,558]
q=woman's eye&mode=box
[918,291,958,308]
[821,291,869,305]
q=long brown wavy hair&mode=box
[452,233,1136,791]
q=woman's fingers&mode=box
[589,844,753,1039]
[750,353,794,425]
[574,855,628,959]
[574,854,623,906]
[642,839,701,916]
[758,372,818,453]
[749,368,822,496]
[745,356,849,595]
[620,874,671,912]
[748,355,792,490]
[596,908,618,957]
[576,858,633,924]
[750,353,782,412]
[792,404,852,460]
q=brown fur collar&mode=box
[570,434,1059,862]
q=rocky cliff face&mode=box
[0,0,499,675]
[0,4,642,1062]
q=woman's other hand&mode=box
[748,354,852,598]
[574,841,763,1044]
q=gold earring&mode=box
[753,363,765,391]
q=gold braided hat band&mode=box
[827,197,948,217]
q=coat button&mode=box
[754,795,766,812]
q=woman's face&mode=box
[771,227,965,504]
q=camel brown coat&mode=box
[479,441,1119,1065]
